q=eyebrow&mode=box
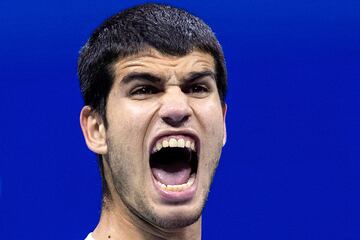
[184,70,216,83]
[120,70,216,85]
[120,72,163,85]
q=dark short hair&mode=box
[77,3,227,198]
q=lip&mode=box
[151,173,198,203]
[148,129,200,203]
[148,129,200,154]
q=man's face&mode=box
[104,49,226,229]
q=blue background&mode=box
[1,0,359,239]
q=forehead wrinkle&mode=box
[110,49,162,79]
[114,49,214,70]
[112,50,215,85]
[112,48,177,68]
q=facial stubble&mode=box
[104,136,223,230]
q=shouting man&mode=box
[78,3,227,240]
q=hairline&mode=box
[78,3,228,202]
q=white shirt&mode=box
[84,233,95,240]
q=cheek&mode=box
[107,102,154,135]
[197,101,225,137]
[106,101,158,163]
[196,101,225,164]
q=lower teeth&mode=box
[156,174,195,192]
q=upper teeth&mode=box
[152,137,196,153]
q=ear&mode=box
[80,106,108,154]
[222,103,227,146]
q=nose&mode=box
[159,87,192,127]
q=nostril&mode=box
[158,88,192,127]
[162,114,190,127]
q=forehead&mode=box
[111,49,215,81]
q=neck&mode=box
[92,161,202,240]
[92,198,202,240]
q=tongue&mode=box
[151,161,191,185]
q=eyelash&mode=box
[129,83,210,97]
[130,85,160,96]
[186,84,209,94]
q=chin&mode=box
[147,207,203,229]
[130,192,206,230]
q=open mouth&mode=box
[150,136,198,192]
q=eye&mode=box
[189,85,209,93]
[184,84,210,97]
[130,85,160,96]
